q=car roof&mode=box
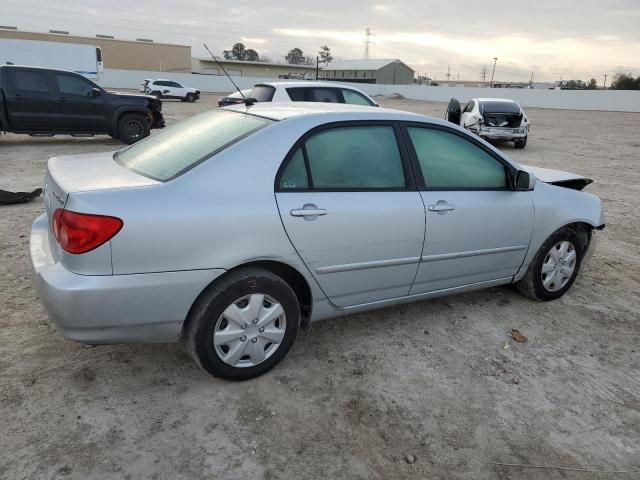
[257,81,368,91]
[225,101,432,123]
[475,98,518,103]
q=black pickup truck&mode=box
[0,65,164,144]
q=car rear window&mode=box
[114,110,273,181]
[250,85,276,102]
[480,101,521,114]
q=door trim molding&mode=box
[421,245,528,263]
[315,256,421,274]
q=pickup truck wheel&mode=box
[118,114,150,145]
[151,91,162,99]
[185,267,300,380]
[186,93,196,102]
[516,227,582,301]
[514,136,528,149]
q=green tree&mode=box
[610,73,640,90]
[586,78,598,89]
[318,45,333,65]
[246,49,259,62]
[285,48,305,65]
[223,43,248,61]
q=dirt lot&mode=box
[1,94,639,480]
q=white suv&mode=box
[245,81,379,106]
[142,79,200,102]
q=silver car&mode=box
[31,103,605,380]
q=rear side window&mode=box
[115,111,273,181]
[309,88,340,103]
[407,127,507,189]
[286,87,307,101]
[281,126,405,190]
[14,70,50,93]
[250,85,276,102]
[342,89,374,106]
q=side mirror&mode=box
[515,170,535,190]
[91,88,102,97]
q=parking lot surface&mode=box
[1,94,639,479]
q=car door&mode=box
[169,81,186,98]
[275,122,426,307]
[403,124,534,294]
[4,68,57,131]
[53,72,107,131]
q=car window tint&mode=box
[279,148,308,189]
[250,85,276,102]
[286,88,307,101]
[15,70,50,93]
[309,88,340,103]
[304,126,405,189]
[56,74,93,97]
[407,127,507,189]
[115,111,273,182]
[342,89,373,106]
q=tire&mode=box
[514,136,528,149]
[117,113,150,145]
[516,227,583,301]
[151,91,162,99]
[186,93,196,102]
[186,267,301,380]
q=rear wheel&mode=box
[117,113,150,145]
[514,136,528,149]
[516,227,582,301]
[186,267,300,380]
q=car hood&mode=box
[522,164,593,190]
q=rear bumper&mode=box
[30,213,224,344]
[480,126,527,140]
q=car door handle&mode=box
[290,206,327,217]
[428,202,455,212]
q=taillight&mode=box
[52,209,123,254]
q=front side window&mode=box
[169,81,182,88]
[407,127,507,189]
[342,89,374,106]
[14,70,50,93]
[115,111,273,181]
[282,125,405,190]
[56,74,94,97]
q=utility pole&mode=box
[603,73,608,88]
[316,56,319,80]
[446,64,450,80]
[457,73,460,81]
[529,71,534,88]
[363,28,374,60]
[490,57,498,87]
[480,65,488,82]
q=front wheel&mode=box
[186,93,197,102]
[117,113,150,145]
[185,267,300,380]
[516,227,583,301]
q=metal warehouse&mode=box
[319,58,415,84]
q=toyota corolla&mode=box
[30,103,605,380]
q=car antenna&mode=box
[203,43,255,106]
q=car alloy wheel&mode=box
[541,240,577,292]
[213,293,287,368]
[123,120,144,141]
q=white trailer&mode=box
[0,39,103,79]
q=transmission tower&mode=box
[480,65,488,82]
[364,28,375,60]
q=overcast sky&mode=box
[3,0,639,83]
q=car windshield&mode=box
[114,110,273,181]
[480,101,521,114]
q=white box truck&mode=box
[0,39,103,79]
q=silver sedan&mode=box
[30,103,605,380]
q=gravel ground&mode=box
[1,94,639,480]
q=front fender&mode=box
[516,181,604,278]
